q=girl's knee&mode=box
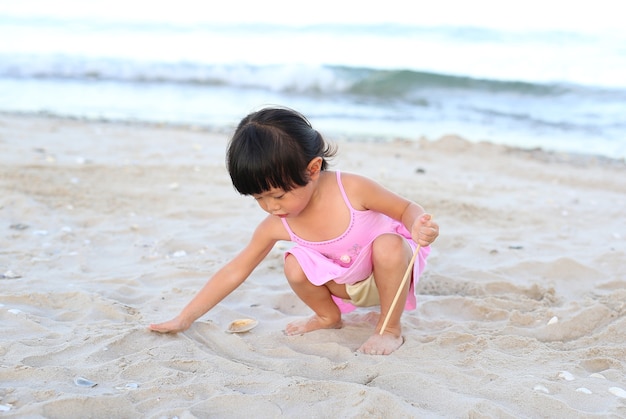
[284,254,308,285]
[372,234,411,266]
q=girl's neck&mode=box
[286,171,351,242]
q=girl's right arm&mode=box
[149,216,282,333]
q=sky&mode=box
[0,0,624,33]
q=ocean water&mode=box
[1,1,625,159]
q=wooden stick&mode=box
[379,244,421,335]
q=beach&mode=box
[1,113,625,418]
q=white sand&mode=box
[1,114,625,418]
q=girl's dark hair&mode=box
[226,107,336,195]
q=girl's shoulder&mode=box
[336,171,377,191]
[254,214,291,241]
[332,171,378,211]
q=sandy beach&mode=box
[1,113,625,418]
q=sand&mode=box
[1,113,625,418]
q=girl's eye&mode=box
[275,194,285,199]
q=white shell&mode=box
[609,387,626,399]
[576,387,592,394]
[226,318,259,333]
[547,316,559,325]
[115,383,139,390]
[557,371,575,381]
[74,376,97,387]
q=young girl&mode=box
[150,107,439,355]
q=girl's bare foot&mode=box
[357,332,404,355]
[362,311,380,326]
[285,315,342,335]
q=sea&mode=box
[1,0,625,159]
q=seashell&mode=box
[576,387,592,394]
[226,318,258,333]
[0,404,12,412]
[533,384,549,394]
[557,371,575,381]
[589,373,606,379]
[547,316,558,325]
[74,376,97,387]
[1,270,21,279]
[115,383,139,390]
[609,387,626,399]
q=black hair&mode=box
[226,107,336,195]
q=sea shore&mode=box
[1,113,625,418]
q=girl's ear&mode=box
[307,157,323,179]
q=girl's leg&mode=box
[283,254,343,335]
[358,233,413,355]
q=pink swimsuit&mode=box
[281,171,430,313]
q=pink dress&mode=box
[281,171,430,313]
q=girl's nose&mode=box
[269,199,281,211]
[261,197,279,212]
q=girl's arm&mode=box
[342,173,439,247]
[149,216,281,333]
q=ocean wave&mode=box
[1,54,607,99]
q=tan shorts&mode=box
[343,274,380,307]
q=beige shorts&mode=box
[343,274,380,307]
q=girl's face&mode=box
[252,184,313,219]
[252,157,322,219]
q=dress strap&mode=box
[335,170,354,210]
[281,217,295,240]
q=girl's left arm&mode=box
[345,173,439,247]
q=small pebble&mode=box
[609,387,626,399]
[533,384,550,394]
[172,250,187,258]
[547,316,559,325]
[576,387,592,394]
[589,373,606,379]
[557,371,575,381]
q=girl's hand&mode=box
[412,213,439,247]
[149,316,191,334]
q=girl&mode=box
[150,107,439,355]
